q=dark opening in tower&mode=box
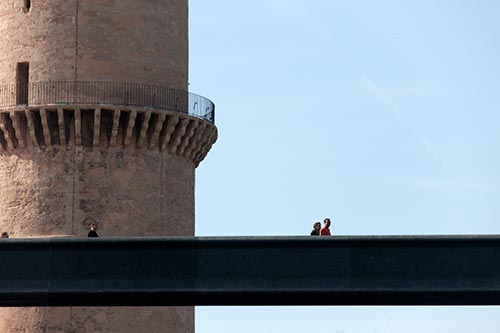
[16,62,29,105]
[23,0,31,13]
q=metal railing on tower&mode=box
[0,81,215,123]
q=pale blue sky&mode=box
[189,0,500,332]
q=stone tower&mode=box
[0,0,216,332]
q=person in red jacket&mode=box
[320,218,331,236]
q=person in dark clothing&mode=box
[1,232,9,238]
[87,223,99,237]
[310,222,321,236]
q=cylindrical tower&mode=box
[0,0,216,332]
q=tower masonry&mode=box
[0,0,217,332]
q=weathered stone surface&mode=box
[0,147,195,238]
[0,0,188,89]
[0,307,194,333]
[0,0,207,332]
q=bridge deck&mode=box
[0,235,499,306]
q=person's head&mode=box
[90,223,97,231]
[1,232,9,238]
[323,218,331,227]
[313,222,321,231]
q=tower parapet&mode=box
[0,81,216,165]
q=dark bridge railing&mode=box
[0,81,215,123]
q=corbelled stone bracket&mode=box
[0,105,217,166]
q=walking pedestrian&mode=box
[320,218,331,236]
[310,222,321,236]
[87,223,99,237]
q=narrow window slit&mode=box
[23,0,31,13]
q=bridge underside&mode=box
[0,235,499,306]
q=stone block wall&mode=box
[0,0,212,330]
[0,0,188,89]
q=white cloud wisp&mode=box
[362,75,457,175]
